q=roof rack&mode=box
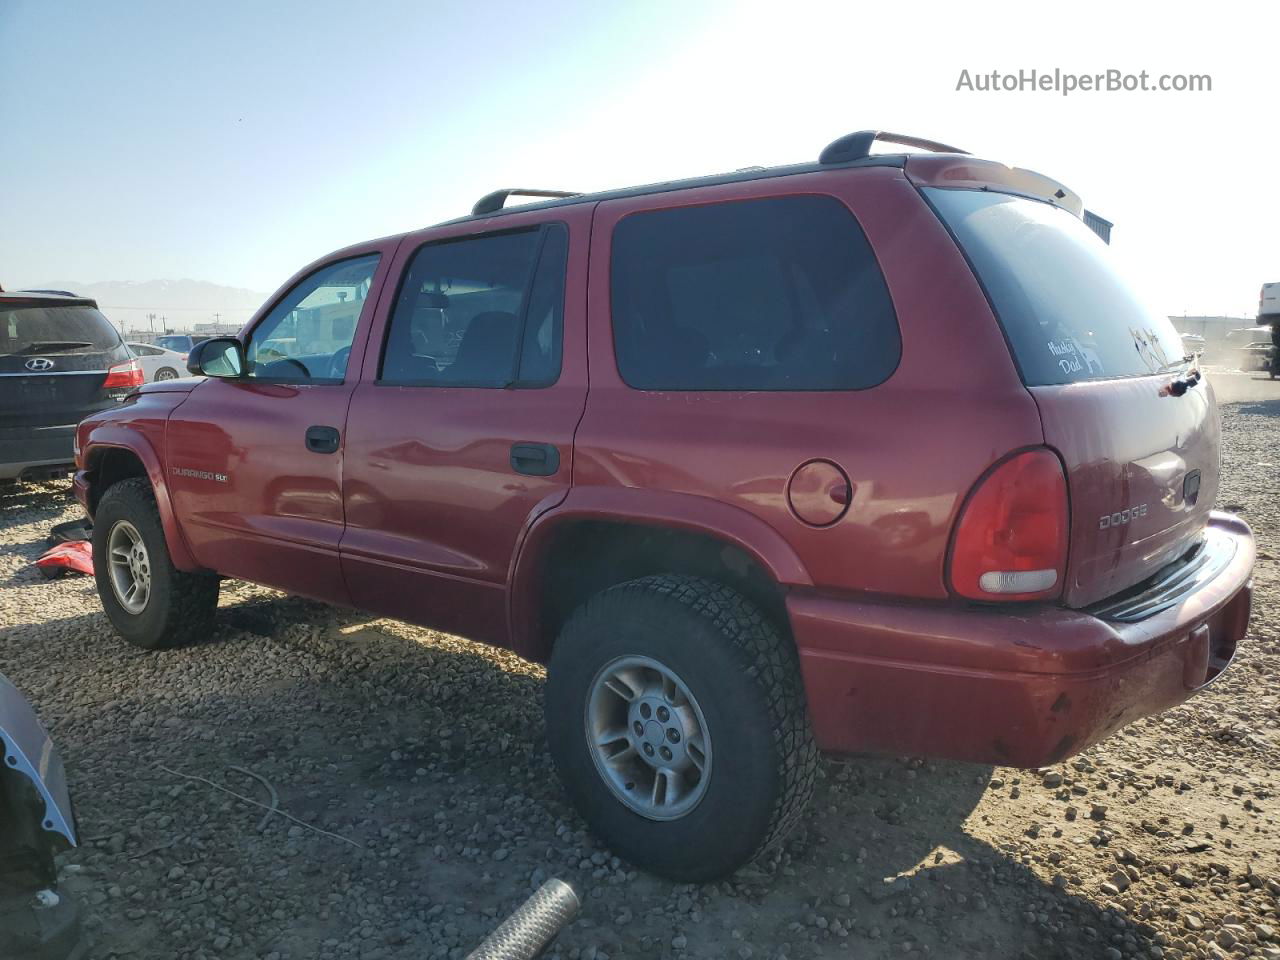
[818,130,968,165]
[472,188,582,216]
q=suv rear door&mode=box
[924,185,1216,607]
[339,205,589,645]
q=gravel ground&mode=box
[1,396,1278,960]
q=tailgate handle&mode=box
[510,442,560,476]
[305,425,340,454]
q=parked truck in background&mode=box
[1257,282,1279,377]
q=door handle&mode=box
[305,425,341,454]
[510,442,560,477]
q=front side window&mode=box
[380,224,568,387]
[245,254,380,382]
[610,195,901,391]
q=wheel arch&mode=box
[81,431,200,572]
[507,487,812,663]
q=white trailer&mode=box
[1260,282,1280,321]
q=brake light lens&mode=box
[949,448,1069,602]
[103,358,145,389]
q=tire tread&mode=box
[587,574,818,866]
[95,477,218,649]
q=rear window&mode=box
[610,195,901,391]
[155,335,191,352]
[0,304,122,357]
[926,188,1185,385]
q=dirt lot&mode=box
[1,386,1279,960]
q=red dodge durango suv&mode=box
[74,131,1254,881]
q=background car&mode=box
[0,290,143,483]
[126,342,187,381]
[153,334,207,356]
[1242,341,1277,378]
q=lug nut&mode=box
[640,703,651,719]
[660,746,673,761]
[667,728,681,743]
[643,743,655,757]
[633,721,644,735]
[656,706,670,722]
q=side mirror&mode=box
[187,337,245,378]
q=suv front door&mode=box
[167,246,394,602]
[340,206,589,644]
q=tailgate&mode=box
[0,369,114,428]
[0,300,128,428]
[1030,377,1216,606]
[922,185,1215,607]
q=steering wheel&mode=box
[328,346,352,379]
[271,357,311,378]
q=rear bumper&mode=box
[790,511,1254,767]
[0,425,77,480]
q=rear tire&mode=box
[545,574,817,881]
[155,367,179,381]
[92,477,218,650]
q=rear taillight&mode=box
[949,448,1069,602]
[103,358,145,389]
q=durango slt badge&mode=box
[171,466,228,483]
[24,357,55,371]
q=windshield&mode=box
[925,188,1186,386]
[0,304,122,357]
[155,335,191,352]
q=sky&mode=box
[2,0,1277,325]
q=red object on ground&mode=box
[35,540,94,577]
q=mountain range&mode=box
[31,279,271,335]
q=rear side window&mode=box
[0,304,122,355]
[610,195,900,391]
[926,188,1185,385]
[380,224,568,387]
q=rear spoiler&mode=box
[904,154,1084,218]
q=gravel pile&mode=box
[0,397,1277,960]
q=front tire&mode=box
[92,477,218,649]
[545,575,817,881]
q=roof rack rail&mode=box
[472,188,582,216]
[818,130,968,165]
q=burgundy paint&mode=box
[1030,377,1220,606]
[72,158,1256,770]
[793,512,1253,764]
[338,205,594,644]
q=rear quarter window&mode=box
[925,188,1185,386]
[610,195,901,391]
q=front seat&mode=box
[448,311,518,384]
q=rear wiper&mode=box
[10,340,95,355]
[1158,353,1197,374]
